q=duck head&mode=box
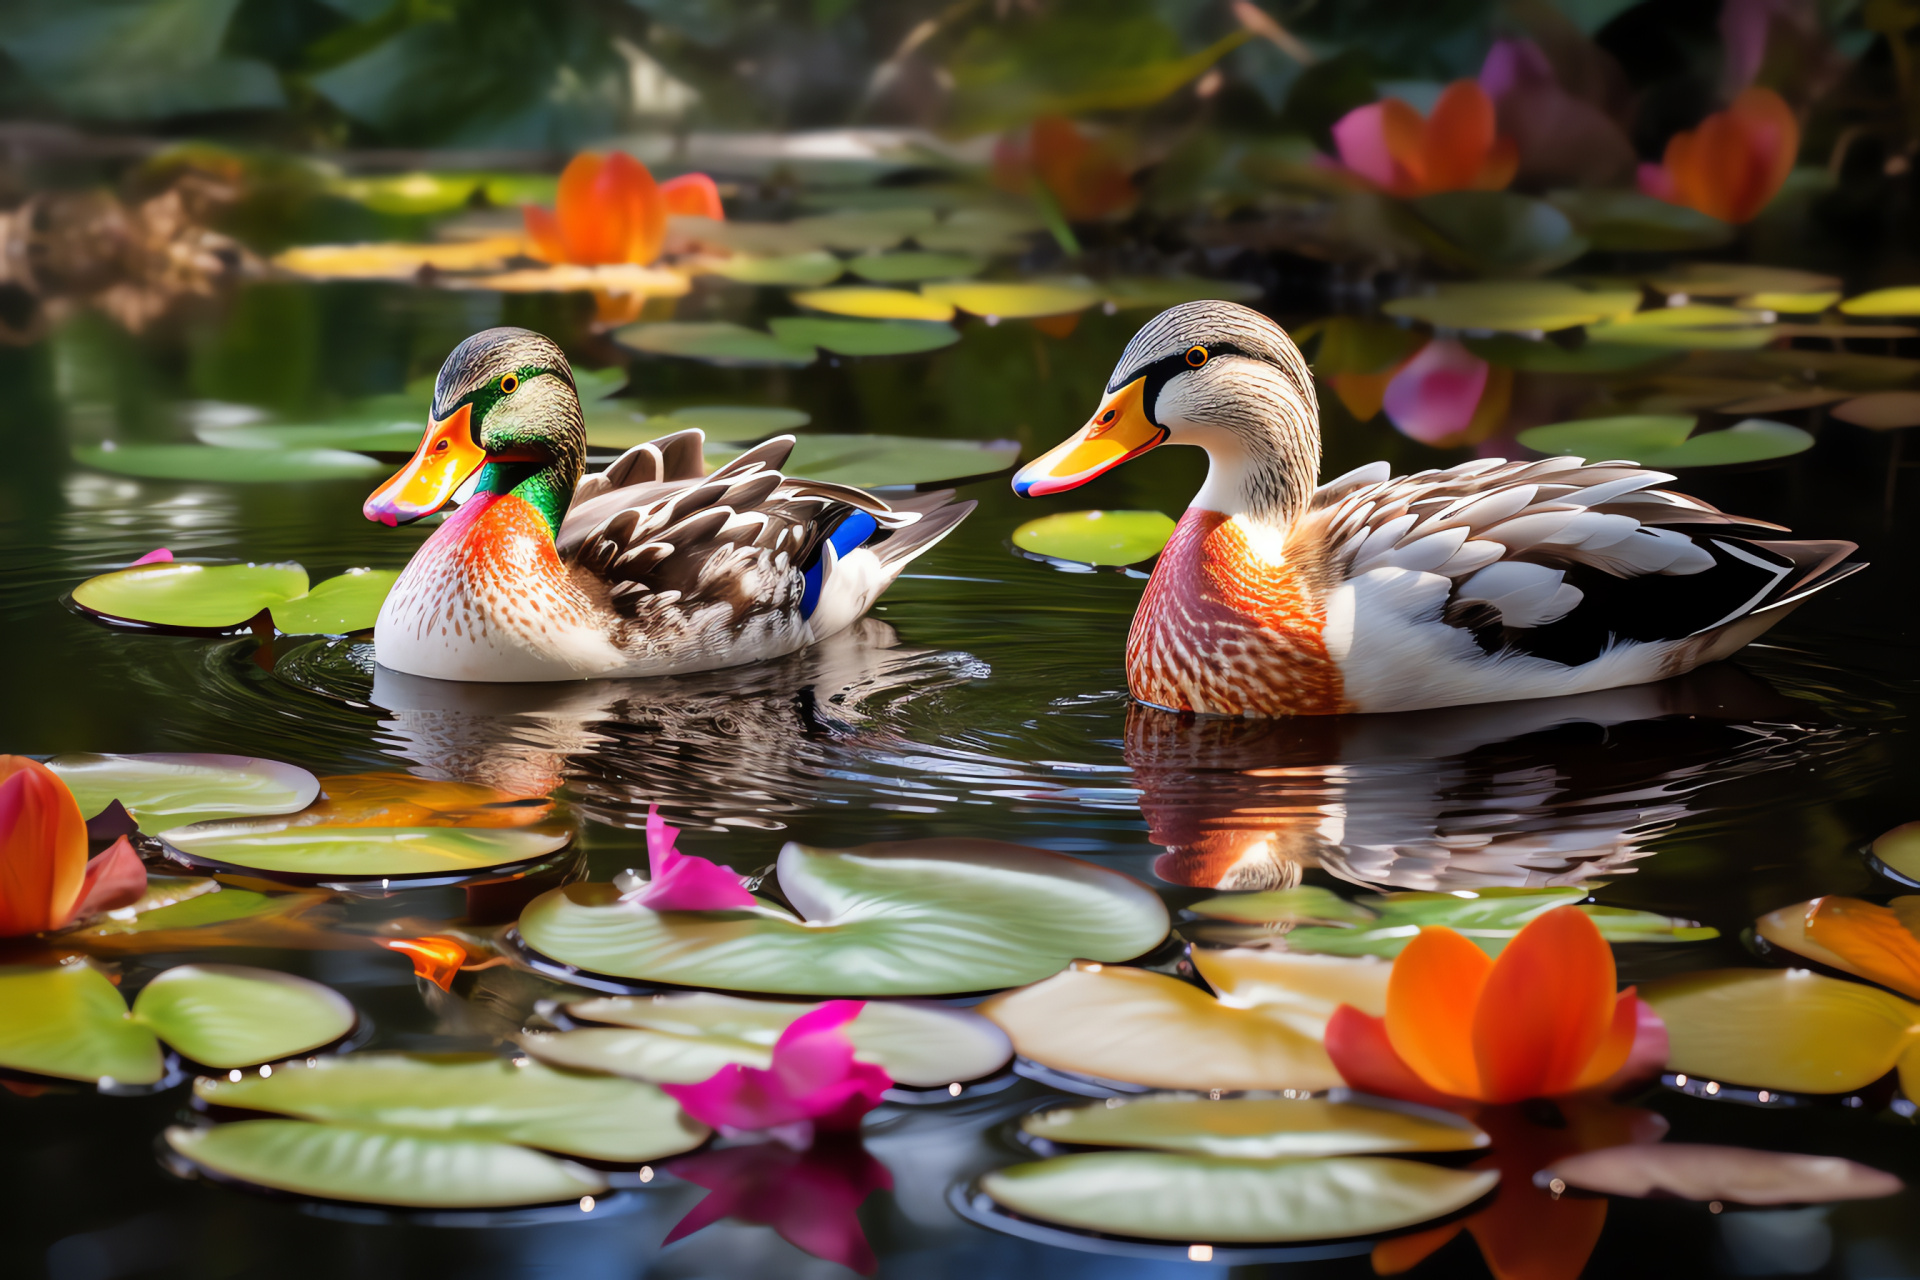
[365,327,586,533]
[1012,300,1320,525]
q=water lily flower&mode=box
[1637,87,1798,224]
[993,116,1138,221]
[662,1000,891,1141]
[663,1138,894,1275]
[1380,338,1512,448]
[1477,38,1635,189]
[659,172,725,222]
[523,153,723,266]
[130,548,172,566]
[0,756,146,937]
[628,806,756,911]
[1326,905,1649,1104]
[1328,80,1518,198]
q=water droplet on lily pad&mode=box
[766,317,961,356]
[47,753,319,829]
[1011,510,1175,568]
[1518,416,1811,468]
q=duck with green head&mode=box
[365,327,974,682]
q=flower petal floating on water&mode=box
[1758,896,1920,1000]
[628,806,756,912]
[663,1000,891,1138]
[1637,87,1798,224]
[1538,1143,1902,1205]
[377,935,468,990]
[1330,80,1517,198]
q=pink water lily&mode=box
[130,548,173,566]
[628,806,756,911]
[662,1001,892,1140]
[1382,338,1509,447]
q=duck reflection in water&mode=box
[1127,661,1858,892]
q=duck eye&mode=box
[434,439,450,452]
[1099,409,1118,425]
[1185,346,1208,368]
[500,373,520,394]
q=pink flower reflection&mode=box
[628,806,756,911]
[663,1000,892,1139]
[664,1138,894,1275]
[1382,339,1490,445]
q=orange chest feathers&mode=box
[1125,508,1346,717]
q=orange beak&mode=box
[1012,375,1166,497]
[364,404,486,527]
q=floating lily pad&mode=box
[194,1053,708,1162]
[1539,1143,1903,1205]
[1403,191,1589,277]
[1841,287,1920,317]
[615,322,817,367]
[766,317,961,356]
[980,952,1388,1092]
[269,569,398,634]
[1269,887,1715,958]
[789,287,956,321]
[516,839,1169,997]
[1832,392,1920,430]
[160,821,573,880]
[196,422,425,454]
[789,207,937,251]
[1642,968,1920,1094]
[1187,886,1378,927]
[672,217,821,256]
[166,1120,607,1207]
[328,172,485,216]
[132,964,354,1068]
[1547,191,1734,252]
[0,964,165,1085]
[1022,1096,1488,1159]
[71,563,398,635]
[1518,415,1812,468]
[920,279,1103,319]
[1382,282,1641,334]
[847,251,985,283]
[75,445,387,483]
[273,237,526,281]
[47,754,319,829]
[698,252,845,287]
[1740,291,1842,313]
[1646,263,1840,297]
[1011,510,1176,568]
[1583,306,1775,350]
[709,434,1019,487]
[524,993,1011,1088]
[981,1152,1497,1243]
[71,882,304,939]
[1872,822,1920,884]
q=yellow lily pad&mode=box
[920,279,1103,319]
[273,236,528,280]
[160,821,573,879]
[789,286,956,321]
[1840,287,1920,317]
[695,251,845,287]
[1381,282,1641,334]
[1010,510,1176,567]
[1739,291,1842,313]
[1021,1095,1488,1159]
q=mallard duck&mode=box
[1013,300,1863,717]
[364,327,973,682]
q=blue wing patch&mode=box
[800,509,880,619]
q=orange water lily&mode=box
[1637,87,1798,224]
[524,153,724,266]
[1327,905,1644,1104]
[1328,80,1518,199]
[0,756,146,937]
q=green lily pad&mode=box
[195,422,426,453]
[0,964,165,1085]
[1021,1095,1489,1159]
[1518,415,1812,468]
[1647,263,1841,298]
[766,317,961,356]
[194,1053,709,1162]
[1011,510,1176,567]
[270,569,398,634]
[329,172,485,217]
[73,883,298,938]
[1187,886,1378,927]
[671,217,821,256]
[848,251,985,283]
[166,1120,608,1207]
[74,445,388,483]
[46,754,319,829]
[1277,887,1716,958]
[981,1153,1498,1243]
[72,562,308,632]
[708,434,1019,487]
[789,286,957,322]
[160,821,573,879]
[788,207,937,251]
[1841,287,1920,317]
[516,839,1169,997]
[1548,191,1735,252]
[921,279,1103,319]
[132,964,355,1068]
[1583,305,1776,350]
[615,322,817,367]
[698,251,846,287]
[1403,191,1590,277]
[1381,282,1641,334]
[522,993,1011,1088]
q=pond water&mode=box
[3,269,1920,1280]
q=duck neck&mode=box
[1186,423,1318,533]
[475,452,578,539]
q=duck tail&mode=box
[870,490,976,567]
[1690,537,1866,665]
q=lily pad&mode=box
[1381,282,1641,334]
[273,237,526,281]
[766,317,961,356]
[74,444,388,483]
[1011,510,1175,567]
[1272,888,1715,958]
[166,1120,607,1207]
[1541,1143,1903,1205]
[981,1152,1498,1243]
[196,422,426,453]
[789,287,956,322]
[1841,287,1920,317]
[132,964,355,1068]
[615,322,817,367]
[72,562,308,632]
[1517,415,1812,468]
[515,839,1169,997]
[709,434,1020,487]
[979,952,1389,1092]
[1403,191,1589,277]
[46,754,319,829]
[194,1052,708,1162]
[697,252,845,287]
[1022,1095,1488,1159]
[0,963,165,1085]
[160,821,572,879]
[920,279,1103,319]
[1187,887,1379,927]
[788,207,936,251]
[71,882,306,939]
[848,251,985,283]
[1646,263,1839,297]
[1642,968,1920,1094]
[1740,291,1842,314]
[269,569,398,634]
[1872,822,1920,884]
[1583,306,1776,350]
[1832,392,1920,430]
[1547,191,1734,252]
[328,172,485,216]
[522,993,1011,1088]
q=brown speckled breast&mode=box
[1125,508,1346,717]
[388,491,597,645]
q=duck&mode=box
[364,326,974,682]
[1013,300,1863,717]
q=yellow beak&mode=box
[1012,375,1167,497]
[364,403,487,527]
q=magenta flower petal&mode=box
[663,999,892,1134]
[631,805,756,911]
[131,548,173,566]
[1382,339,1490,444]
[1330,102,1401,190]
[1637,161,1678,202]
[663,1140,893,1275]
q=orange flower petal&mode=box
[1421,80,1498,193]
[1475,135,1520,191]
[70,835,148,922]
[1386,925,1492,1098]
[1378,98,1428,196]
[660,172,725,222]
[1466,1179,1607,1280]
[378,935,467,990]
[1568,989,1642,1092]
[0,756,88,936]
[1805,895,1920,1000]
[555,152,619,264]
[522,205,567,263]
[601,151,666,265]
[1373,1220,1465,1274]
[1472,905,1617,1102]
